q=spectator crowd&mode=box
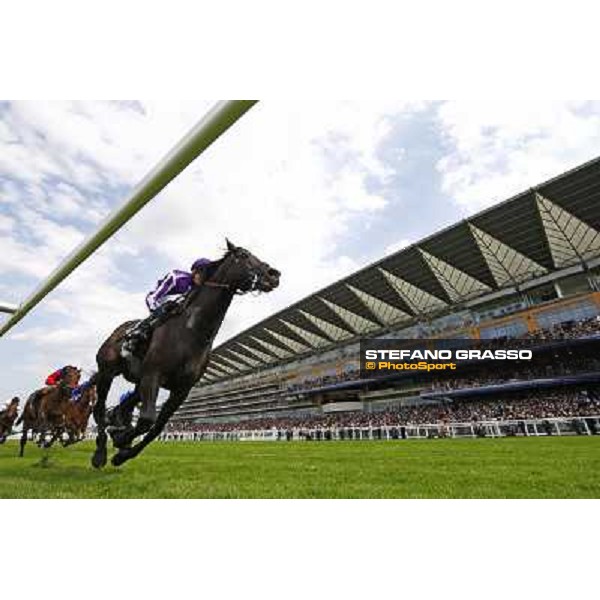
[167,387,600,435]
[283,316,600,395]
[427,355,600,393]
[164,316,600,438]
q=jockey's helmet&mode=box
[191,258,212,272]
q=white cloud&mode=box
[436,100,600,213]
[3,99,600,404]
[0,213,14,232]
[1,100,421,399]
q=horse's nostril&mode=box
[268,268,280,278]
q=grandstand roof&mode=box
[200,156,600,384]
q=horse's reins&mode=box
[202,281,230,289]
[181,251,264,313]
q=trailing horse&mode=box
[62,374,98,446]
[0,397,20,444]
[92,240,280,468]
[16,366,81,456]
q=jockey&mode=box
[45,366,77,386]
[122,258,214,358]
[70,378,92,403]
[145,258,212,312]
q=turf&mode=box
[0,437,599,498]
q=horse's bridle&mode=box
[203,281,231,290]
[181,258,253,312]
[200,252,263,296]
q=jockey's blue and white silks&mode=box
[71,378,92,403]
[119,390,136,405]
[145,270,193,312]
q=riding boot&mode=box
[121,299,181,358]
[122,320,153,358]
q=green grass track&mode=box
[0,437,598,498]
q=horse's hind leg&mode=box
[19,426,28,457]
[111,374,159,450]
[112,387,189,467]
[91,373,114,469]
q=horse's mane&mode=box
[180,251,231,310]
[86,372,99,387]
[78,372,98,391]
[202,251,230,280]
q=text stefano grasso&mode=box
[363,349,533,361]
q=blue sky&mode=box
[2,100,600,403]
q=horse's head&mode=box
[7,397,19,417]
[63,366,81,388]
[82,375,98,408]
[210,239,280,295]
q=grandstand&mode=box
[171,156,600,430]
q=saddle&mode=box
[122,297,186,359]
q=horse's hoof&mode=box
[109,423,136,448]
[111,430,134,450]
[91,448,107,469]
[111,449,133,467]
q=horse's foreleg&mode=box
[36,424,47,447]
[45,427,61,448]
[91,373,114,469]
[138,372,160,425]
[112,387,189,467]
[61,429,72,446]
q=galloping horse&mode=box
[16,366,81,456]
[0,397,20,444]
[92,240,280,468]
[62,375,98,446]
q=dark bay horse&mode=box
[0,397,20,444]
[92,240,280,468]
[16,366,81,456]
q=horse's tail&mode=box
[16,390,41,426]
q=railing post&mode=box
[0,100,258,338]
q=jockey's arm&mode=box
[145,270,191,312]
[146,271,178,312]
[45,369,63,386]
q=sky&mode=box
[1,99,600,403]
